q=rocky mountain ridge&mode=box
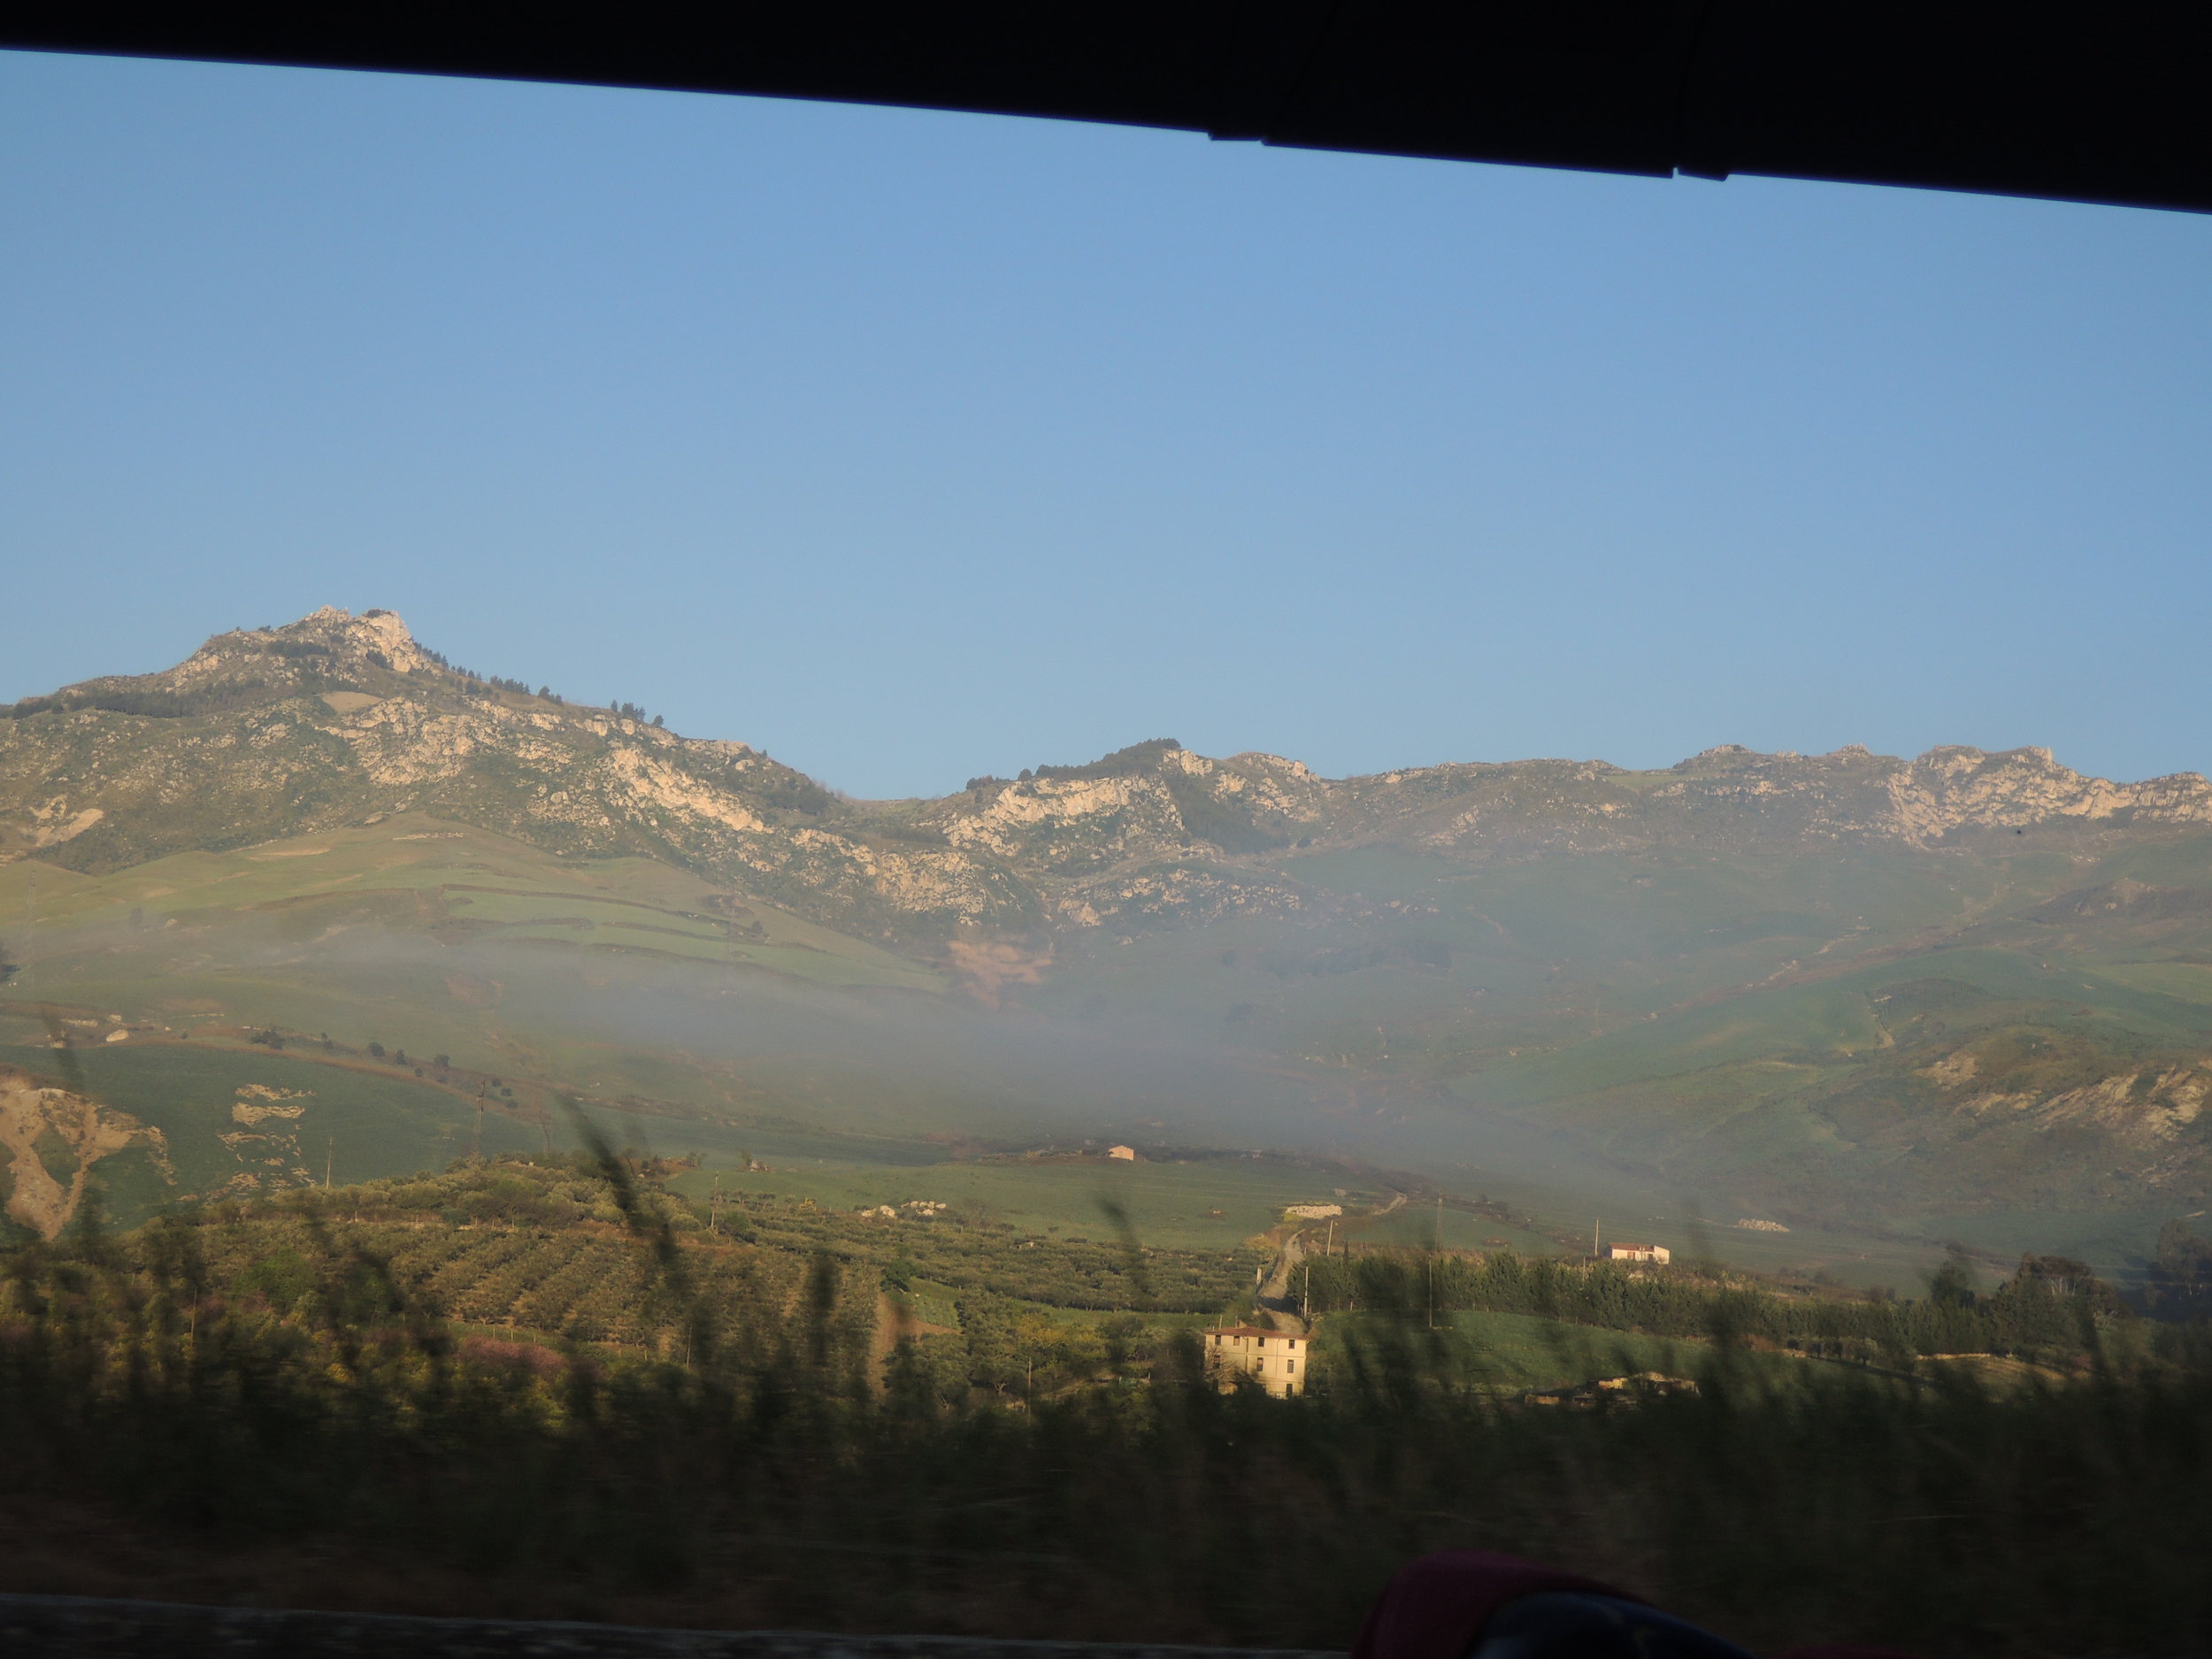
[6,607,2209,944]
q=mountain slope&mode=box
[12,610,2210,947]
[1,608,1033,937]
[6,606,2212,1246]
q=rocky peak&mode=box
[6,603,2210,942]
[16,607,445,718]
[1675,743,1760,769]
[287,605,433,675]
[1897,745,2212,834]
[166,606,434,690]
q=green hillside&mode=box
[4,607,2211,1275]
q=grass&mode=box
[0,814,942,993]
[1429,1308,1717,1391]
[667,1154,1385,1249]
[1348,1203,1558,1256]
[2095,960,2212,1006]
[4,1164,2209,1656]
[9,815,2212,1282]
[0,988,2170,1295]
[0,1003,1420,1257]
[62,1045,546,1225]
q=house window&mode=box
[1287,1359,1297,1374]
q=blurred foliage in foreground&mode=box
[2,1156,2210,1657]
[1302,1241,2133,1371]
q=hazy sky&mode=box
[4,50,2208,798]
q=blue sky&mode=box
[4,50,2208,798]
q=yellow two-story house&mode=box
[1203,1325,1307,1397]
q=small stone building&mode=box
[1203,1325,1307,1397]
[1607,1242,1671,1264]
[1107,1144,1137,1161]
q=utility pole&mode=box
[710,1171,721,1235]
[1593,1218,1601,1259]
[472,1090,484,1161]
[325,1134,334,1188]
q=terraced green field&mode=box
[666,1152,1391,1249]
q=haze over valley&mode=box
[10,46,2212,1648]
[2,605,2207,1288]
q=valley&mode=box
[4,607,2211,1292]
